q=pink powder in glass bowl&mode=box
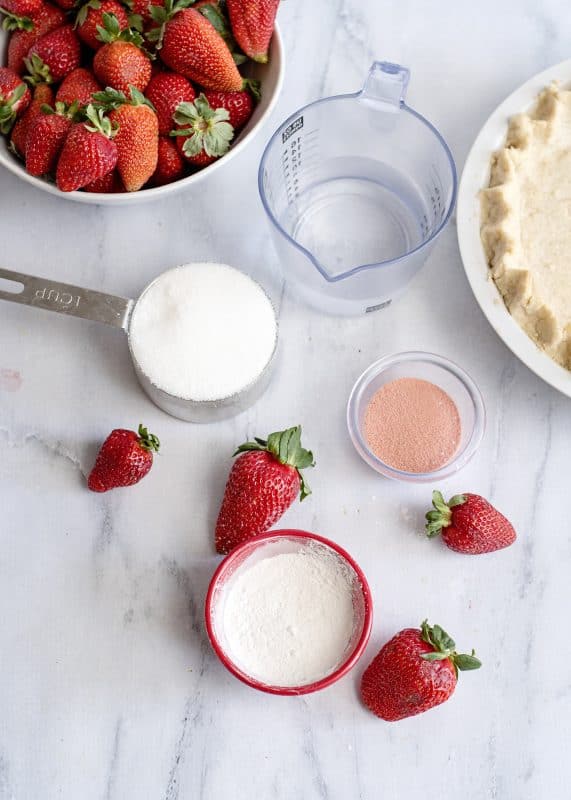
[347,352,486,483]
[363,377,461,473]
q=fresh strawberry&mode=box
[0,67,31,133]
[56,103,117,190]
[25,99,76,175]
[426,490,517,555]
[361,620,481,722]
[5,2,66,74]
[203,84,255,132]
[171,92,233,167]
[151,134,183,184]
[0,0,42,19]
[75,0,129,49]
[56,67,100,106]
[145,70,194,135]
[87,423,160,492]
[226,0,278,63]
[215,425,314,555]
[93,12,152,93]
[149,3,242,92]
[9,80,52,154]
[93,84,157,190]
[25,24,81,84]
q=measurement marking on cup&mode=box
[282,115,304,143]
[34,287,81,308]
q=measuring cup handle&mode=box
[360,61,410,110]
[0,267,134,330]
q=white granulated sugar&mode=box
[129,263,277,401]
[221,546,357,687]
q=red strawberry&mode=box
[5,2,66,74]
[93,12,152,93]
[226,0,279,63]
[83,167,123,191]
[75,0,129,50]
[426,491,517,555]
[0,67,31,133]
[87,423,160,492]
[0,0,42,18]
[25,100,76,175]
[56,67,101,106]
[150,4,242,92]
[56,103,118,191]
[25,25,81,84]
[361,621,481,722]
[145,70,194,135]
[203,85,255,132]
[171,92,233,167]
[94,85,158,190]
[9,80,53,154]
[215,425,314,554]
[151,134,183,184]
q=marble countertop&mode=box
[1,1,570,798]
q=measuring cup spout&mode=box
[0,267,134,329]
[359,61,410,111]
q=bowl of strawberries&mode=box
[0,0,283,201]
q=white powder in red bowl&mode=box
[363,377,461,473]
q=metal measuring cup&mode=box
[0,266,278,422]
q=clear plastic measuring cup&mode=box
[259,61,457,315]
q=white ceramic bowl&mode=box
[457,59,571,398]
[0,23,284,204]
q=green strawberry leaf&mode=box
[128,11,143,30]
[455,652,482,671]
[420,652,450,662]
[419,620,482,678]
[1,7,34,31]
[197,3,227,34]
[243,78,261,102]
[24,53,53,86]
[425,489,456,538]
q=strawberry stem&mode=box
[137,423,160,453]
[171,94,234,158]
[425,490,467,538]
[233,425,315,500]
[419,620,482,677]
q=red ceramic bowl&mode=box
[205,529,373,695]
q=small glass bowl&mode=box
[347,351,485,483]
[205,530,373,696]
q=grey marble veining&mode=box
[2,1,571,798]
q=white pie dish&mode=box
[0,23,284,204]
[457,58,571,398]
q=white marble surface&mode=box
[1,2,570,798]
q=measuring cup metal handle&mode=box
[0,267,134,330]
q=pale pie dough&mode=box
[481,83,571,369]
